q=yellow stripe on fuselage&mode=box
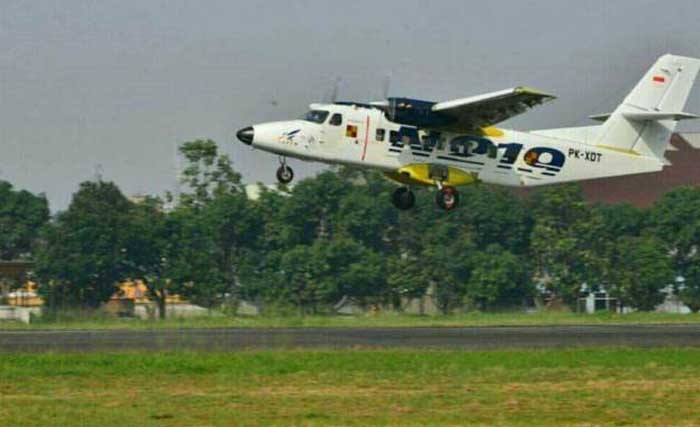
[596,144,640,156]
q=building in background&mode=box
[580,133,700,207]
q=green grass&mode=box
[1,348,700,426]
[2,310,700,330]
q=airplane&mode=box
[236,54,700,211]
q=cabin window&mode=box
[437,136,446,150]
[329,113,343,126]
[389,130,400,144]
[301,110,330,124]
[376,128,386,142]
[398,127,420,146]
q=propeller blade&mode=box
[330,77,342,103]
[321,77,342,103]
[382,74,392,99]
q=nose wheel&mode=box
[276,164,294,184]
[435,186,459,211]
[391,187,415,210]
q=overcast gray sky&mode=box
[2,0,700,210]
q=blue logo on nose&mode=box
[279,129,301,144]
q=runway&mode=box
[2,324,700,352]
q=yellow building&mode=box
[7,279,187,311]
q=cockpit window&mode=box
[329,113,343,126]
[300,110,330,124]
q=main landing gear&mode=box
[435,185,460,211]
[391,187,416,210]
[390,184,460,211]
[276,157,294,184]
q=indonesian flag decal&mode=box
[652,75,666,83]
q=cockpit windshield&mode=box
[300,110,330,124]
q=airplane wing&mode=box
[431,86,556,132]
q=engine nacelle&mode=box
[384,97,455,128]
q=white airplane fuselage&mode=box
[243,102,663,188]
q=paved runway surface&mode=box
[2,324,700,352]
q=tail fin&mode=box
[594,54,700,159]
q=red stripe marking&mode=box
[361,116,370,161]
[653,75,666,83]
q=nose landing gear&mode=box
[391,187,416,210]
[276,157,294,184]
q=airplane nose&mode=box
[236,126,254,145]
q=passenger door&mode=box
[343,109,369,162]
[323,112,345,145]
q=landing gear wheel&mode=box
[276,165,294,184]
[391,187,416,210]
[435,186,460,211]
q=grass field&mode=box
[2,310,700,330]
[1,348,700,426]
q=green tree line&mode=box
[2,139,700,316]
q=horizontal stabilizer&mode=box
[623,111,700,121]
[591,111,700,122]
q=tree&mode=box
[382,185,448,309]
[36,181,133,310]
[321,238,386,306]
[199,192,262,307]
[386,255,430,309]
[267,170,350,247]
[123,199,218,318]
[0,181,49,261]
[679,263,700,313]
[527,184,603,306]
[241,236,385,313]
[584,203,649,297]
[592,203,646,239]
[420,217,477,313]
[648,186,700,311]
[333,177,399,252]
[257,244,331,314]
[607,236,674,311]
[459,186,532,254]
[174,139,260,309]
[466,244,533,310]
[177,139,243,207]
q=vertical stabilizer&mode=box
[594,54,700,159]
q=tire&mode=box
[435,186,460,211]
[276,165,294,184]
[391,187,416,210]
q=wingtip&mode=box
[514,85,557,99]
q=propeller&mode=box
[323,77,342,103]
[381,73,392,100]
[370,73,396,120]
[321,73,400,122]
